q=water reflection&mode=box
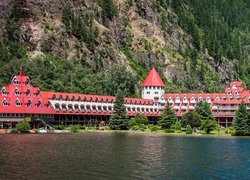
[0,134,249,179]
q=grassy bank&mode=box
[59,128,232,137]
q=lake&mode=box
[0,133,249,179]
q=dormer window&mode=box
[223,95,226,100]
[37,101,41,107]
[13,78,19,85]
[206,96,210,101]
[25,78,30,85]
[14,88,20,95]
[36,89,40,96]
[26,89,30,96]
[168,97,172,102]
[183,96,187,101]
[191,96,195,101]
[52,94,56,100]
[234,90,238,94]
[2,88,7,96]
[237,95,240,100]
[198,96,202,102]
[216,96,220,101]
[3,99,8,106]
[27,100,31,107]
[15,99,21,106]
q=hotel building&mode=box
[0,67,249,128]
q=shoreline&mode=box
[1,128,250,138]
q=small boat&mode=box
[54,130,63,133]
[37,129,48,133]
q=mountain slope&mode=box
[0,0,249,96]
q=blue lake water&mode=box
[0,133,249,179]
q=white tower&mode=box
[141,67,165,102]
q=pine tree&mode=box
[109,89,128,130]
[181,111,201,128]
[158,104,178,129]
[233,102,249,136]
[196,101,214,120]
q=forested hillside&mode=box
[0,0,249,97]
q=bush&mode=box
[186,125,193,134]
[201,120,217,134]
[16,120,30,133]
[131,125,140,130]
[148,125,160,132]
[176,130,182,133]
[128,119,137,128]
[165,129,175,133]
[53,125,64,130]
[10,128,18,133]
[171,121,182,131]
[71,124,81,133]
[231,129,236,136]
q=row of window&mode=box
[1,88,40,96]
[0,113,53,118]
[13,78,30,85]
[2,99,44,107]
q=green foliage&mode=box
[158,104,178,129]
[233,102,250,136]
[62,6,98,51]
[109,89,129,130]
[164,129,175,133]
[181,111,201,128]
[131,125,140,130]
[71,124,81,133]
[196,101,214,121]
[186,125,193,134]
[148,125,160,132]
[10,128,18,133]
[201,120,217,134]
[171,121,182,131]
[16,120,30,133]
[53,125,64,130]
[131,113,148,125]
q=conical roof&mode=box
[141,67,165,87]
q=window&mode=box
[36,89,40,96]
[198,97,202,102]
[14,88,20,95]
[37,101,41,107]
[2,88,7,95]
[13,78,19,84]
[3,99,8,106]
[27,100,31,107]
[15,99,21,106]
[26,89,30,96]
[216,96,220,101]
[147,92,150,94]
[155,92,158,94]
[25,79,30,85]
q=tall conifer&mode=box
[109,89,128,130]
[158,104,178,129]
[233,102,249,136]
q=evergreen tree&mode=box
[196,101,214,120]
[233,102,249,136]
[201,120,216,134]
[181,111,201,128]
[109,89,128,130]
[186,124,193,134]
[158,104,178,129]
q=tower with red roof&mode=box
[141,67,165,101]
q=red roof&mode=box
[141,67,165,87]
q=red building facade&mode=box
[0,68,249,128]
